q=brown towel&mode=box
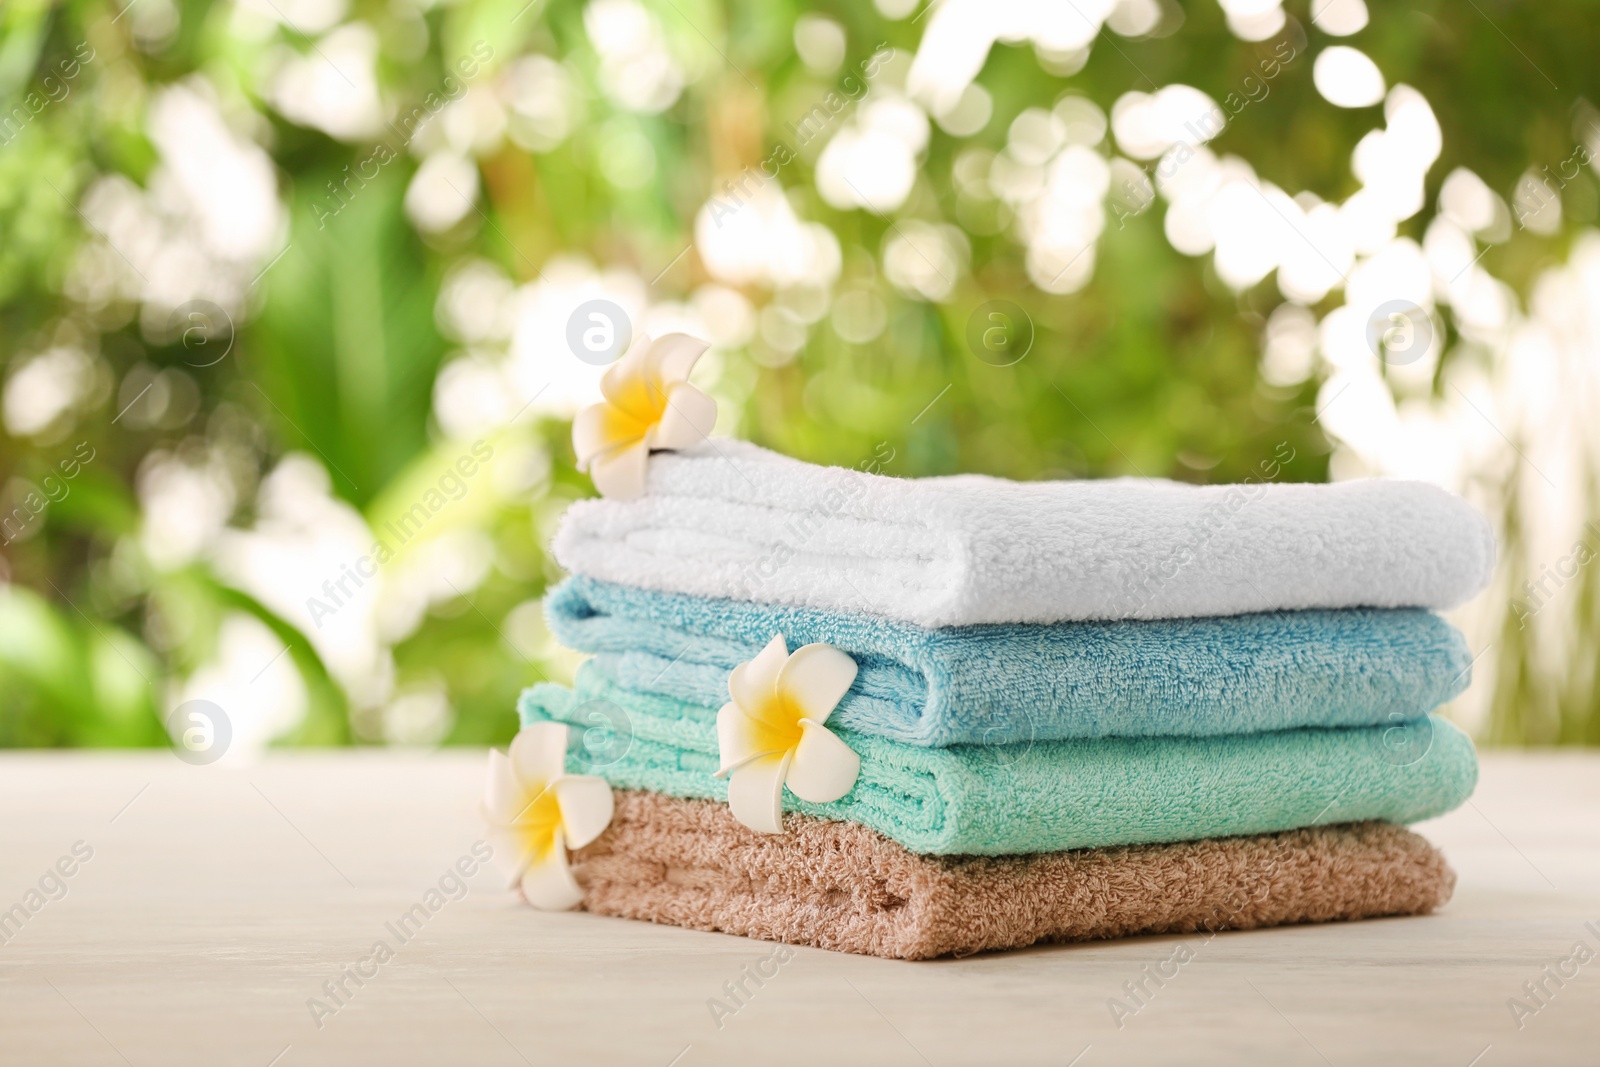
[572,791,1456,960]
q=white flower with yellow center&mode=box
[571,332,717,500]
[482,722,614,910]
[715,634,861,833]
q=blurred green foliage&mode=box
[1,0,1597,749]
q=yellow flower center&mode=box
[512,786,565,861]
[743,691,806,755]
[604,373,669,438]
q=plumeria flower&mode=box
[715,634,861,833]
[571,332,717,501]
[482,722,615,911]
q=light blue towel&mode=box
[544,576,1472,746]
[518,665,1479,856]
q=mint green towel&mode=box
[518,665,1478,856]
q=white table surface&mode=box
[1,750,1596,1066]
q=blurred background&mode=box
[1,0,1597,755]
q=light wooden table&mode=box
[1,751,1595,1066]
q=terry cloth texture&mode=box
[551,439,1496,627]
[546,575,1475,746]
[518,666,1479,856]
[573,792,1457,959]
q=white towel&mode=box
[552,440,1496,626]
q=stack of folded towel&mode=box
[513,437,1491,959]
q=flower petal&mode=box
[729,633,789,713]
[599,335,659,420]
[776,643,858,725]
[587,437,651,501]
[647,333,710,384]
[509,722,569,795]
[550,774,614,850]
[518,831,585,911]
[572,402,648,470]
[785,719,861,804]
[726,750,792,834]
[483,747,524,824]
[484,824,535,888]
[716,701,788,775]
[648,382,717,452]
